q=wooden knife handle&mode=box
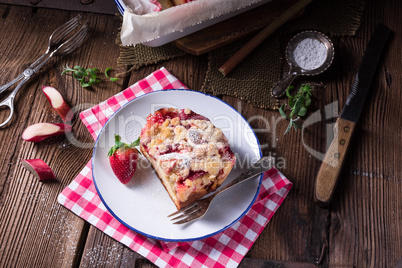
[314,118,356,207]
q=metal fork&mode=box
[0,15,81,95]
[0,17,89,127]
[168,156,274,224]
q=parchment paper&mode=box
[120,0,266,46]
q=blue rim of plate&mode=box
[92,89,263,242]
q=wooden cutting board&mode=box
[173,0,302,55]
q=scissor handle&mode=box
[0,95,15,127]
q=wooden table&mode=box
[0,0,400,267]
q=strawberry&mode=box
[107,134,140,184]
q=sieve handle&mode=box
[271,71,298,99]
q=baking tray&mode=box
[115,0,272,47]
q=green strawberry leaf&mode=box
[108,135,125,156]
[107,135,142,157]
[130,137,140,147]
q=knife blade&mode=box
[314,23,392,207]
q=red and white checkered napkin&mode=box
[58,67,292,268]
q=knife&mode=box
[314,24,392,207]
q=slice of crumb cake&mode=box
[140,108,236,209]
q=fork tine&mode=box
[168,203,198,217]
[57,22,89,55]
[49,15,81,47]
[52,15,80,38]
[32,22,88,72]
[172,210,205,225]
[29,16,83,70]
[170,214,188,222]
[170,207,201,221]
[173,218,196,225]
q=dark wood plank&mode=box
[0,6,123,267]
[80,227,146,267]
[327,0,402,266]
[222,95,328,265]
[239,258,319,268]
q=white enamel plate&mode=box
[92,89,262,242]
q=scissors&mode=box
[0,15,88,127]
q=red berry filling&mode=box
[218,145,235,162]
[146,111,165,126]
[179,109,209,121]
[187,170,207,181]
[177,170,207,186]
[158,144,181,155]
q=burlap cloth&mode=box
[117,0,365,110]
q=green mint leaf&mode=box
[80,78,92,87]
[298,107,307,117]
[301,84,313,95]
[280,83,314,135]
[105,67,119,82]
[279,104,288,119]
[62,65,76,75]
[290,96,304,117]
[292,121,301,130]
[89,77,102,85]
[74,66,86,73]
[284,120,293,135]
[75,72,85,79]
[87,68,98,79]
[286,86,294,99]
[305,95,311,107]
[63,65,119,89]
[288,97,295,107]
[105,67,113,77]
[81,82,92,88]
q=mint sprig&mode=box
[279,84,313,135]
[62,65,119,88]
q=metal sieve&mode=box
[271,30,334,98]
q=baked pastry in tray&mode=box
[140,108,236,209]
